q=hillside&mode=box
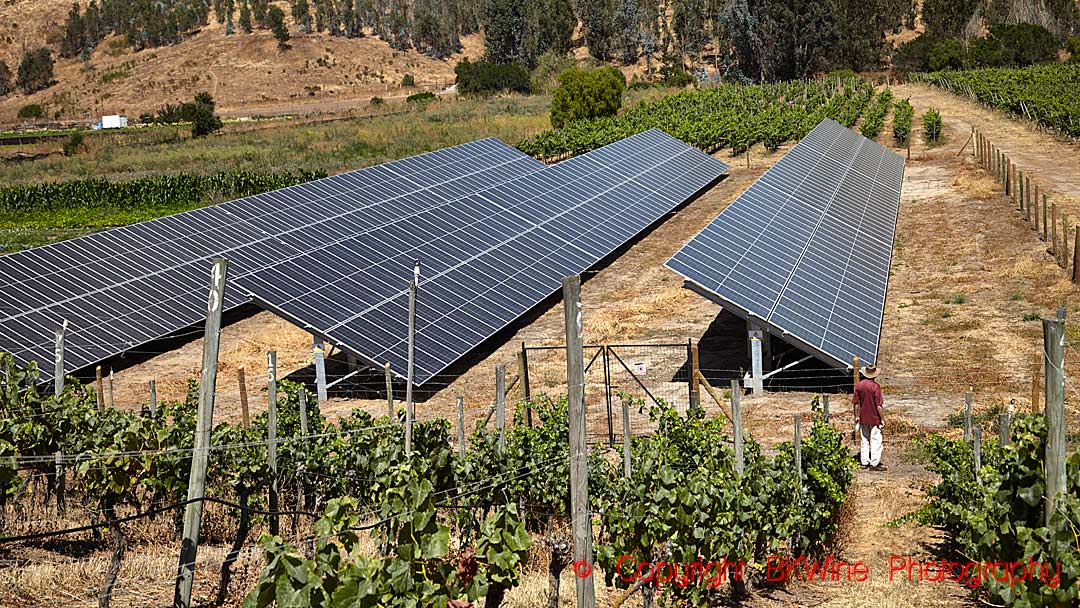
[0,0,483,124]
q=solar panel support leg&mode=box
[54,321,67,397]
[313,335,328,403]
[95,366,103,411]
[405,261,419,455]
[496,364,506,455]
[385,363,395,421]
[267,351,279,537]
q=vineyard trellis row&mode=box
[914,64,1080,139]
[0,344,855,606]
[515,77,877,161]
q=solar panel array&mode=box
[0,139,544,382]
[665,118,904,367]
[240,129,729,385]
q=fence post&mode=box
[267,351,279,537]
[312,335,328,403]
[964,387,973,442]
[622,394,632,479]
[750,332,763,395]
[689,342,701,412]
[822,393,830,422]
[405,261,419,455]
[794,414,803,492]
[54,321,67,396]
[384,362,394,421]
[731,380,744,476]
[237,367,249,428]
[602,346,613,445]
[1051,202,1059,259]
[973,426,982,485]
[1043,313,1066,527]
[1043,194,1049,241]
[496,364,506,455]
[1062,213,1070,270]
[175,257,228,608]
[95,367,104,410]
[999,411,1010,447]
[1031,350,1042,414]
[521,342,533,427]
[562,275,595,608]
[456,396,466,458]
[1034,184,1041,232]
[1073,227,1080,283]
[149,380,158,416]
[55,451,65,517]
[298,386,309,435]
[1018,170,1025,212]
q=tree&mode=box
[549,66,625,128]
[0,61,13,97]
[189,92,223,137]
[267,5,290,49]
[578,0,615,60]
[922,0,978,38]
[928,37,965,71]
[673,0,708,61]
[537,0,576,56]
[611,0,642,64]
[17,47,55,94]
[719,0,763,82]
[292,0,312,32]
[239,0,253,32]
[482,0,532,65]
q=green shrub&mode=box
[550,66,626,129]
[1069,37,1080,64]
[370,96,384,106]
[893,34,939,73]
[401,73,415,87]
[923,107,943,143]
[826,68,857,81]
[190,103,222,137]
[529,52,576,93]
[929,38,966,71]
[969,24,1059,68]
[62,131,84,156]
[454,60,530,96]
[0,61,12,97]
[892,98,914,143]
[16,47,54,94]
[406,91,436,104]
[17,103,45,119]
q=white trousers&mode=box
[859,424,883,466]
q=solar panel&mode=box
[0,139,545,382]
[240,129,729,385]
[665,118,904,368]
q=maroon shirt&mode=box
[853,379,883,426]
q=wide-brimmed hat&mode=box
[861,365,880,379]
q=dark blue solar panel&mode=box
[666,118,904,368]
[0,139,545,381]
[241,129,729,385]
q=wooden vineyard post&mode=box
[1073,227,1080,283]
[175,258,228,608]
[1062,213,1071,270]
[54,321,67,396]
[964,387,973,442]
[1018,170,1024,212]
[95,366,103,411]
[1031,350,1042,413]
[149,380,158,416]
[731,380,744,476]
[794,414,803,492]
[521,342,533,427]
[999,411,1010,447]
[496,364,506,455]
[822,393,830,422]
[267,351,279,536]
[108,369,115,409]
[405,261,419,455]
[973,426,982,484]
[690,343,701,412]
[238,366,249,429]
[1043,314,1066,527]
[456,397,465,458]
[562,275,595,608]
[384,362,394,421]
[55,451,65,517]
[622,393,633,479]
[298,386,309,435]
[312,335,328,404]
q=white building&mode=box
[100,115,128,129]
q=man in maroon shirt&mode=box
[853,365,885,470]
